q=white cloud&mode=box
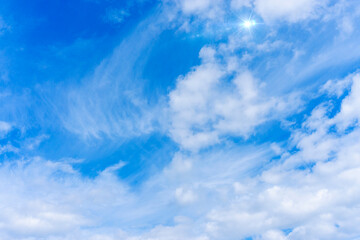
[0,158,133,239]
[169,46,302,151]
[254,0,327,23]
[175,187,197,204]
[104,8,130,24]
[0,144,272,239]
[321,73,354,97]
[181,0,212,13]
[3,71,360,239]
[0,121,12,140]
[163,0,228,34]
[177,0,225,19]
[231,0,252,10]
[164,72,360,239]
[172,0,329,26]
[3,2,360,240]
[48,15,167,141]
[334,74,360,130]
[24,134,49,150]
[260,230,287,240]
[0,143,18,155]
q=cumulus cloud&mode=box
[0,143,272,239]
[169,46,301,151]
[4,70,360,239]
[3,73,360,239]
[0,158,132,239]
[168,72,360,239]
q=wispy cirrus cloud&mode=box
[104,8,130,24]
[0,16,10,35]
[44,13,168,142]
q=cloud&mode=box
[172,72,360,239]
[0,158,133,239]
[169,0,360,98]
[0,121,12,137]
[177,0,225,18]
[181,0,213,13]
[254,0,327,23]
[321,72,354,97]
[45,14,167,142]
[27,0,358,147]
[168,46,302,151]
[104,8,130,24]
[156,72,360,239]
[2,1,360,239]
[3,72,360,239]
[334,74,360,130]
[231,0,252,9]
[0,142,273,239]
[0,16,10,35]
[169,0,329,30]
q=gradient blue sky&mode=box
[1,0,360,239]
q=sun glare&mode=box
[243,20,256,29]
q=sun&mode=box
[242,19,256,29]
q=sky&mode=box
[1,0,360,239]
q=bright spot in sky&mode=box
[243,20,256,29]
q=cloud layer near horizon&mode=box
[2,72,360,239]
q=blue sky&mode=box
[1,0,360,239]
